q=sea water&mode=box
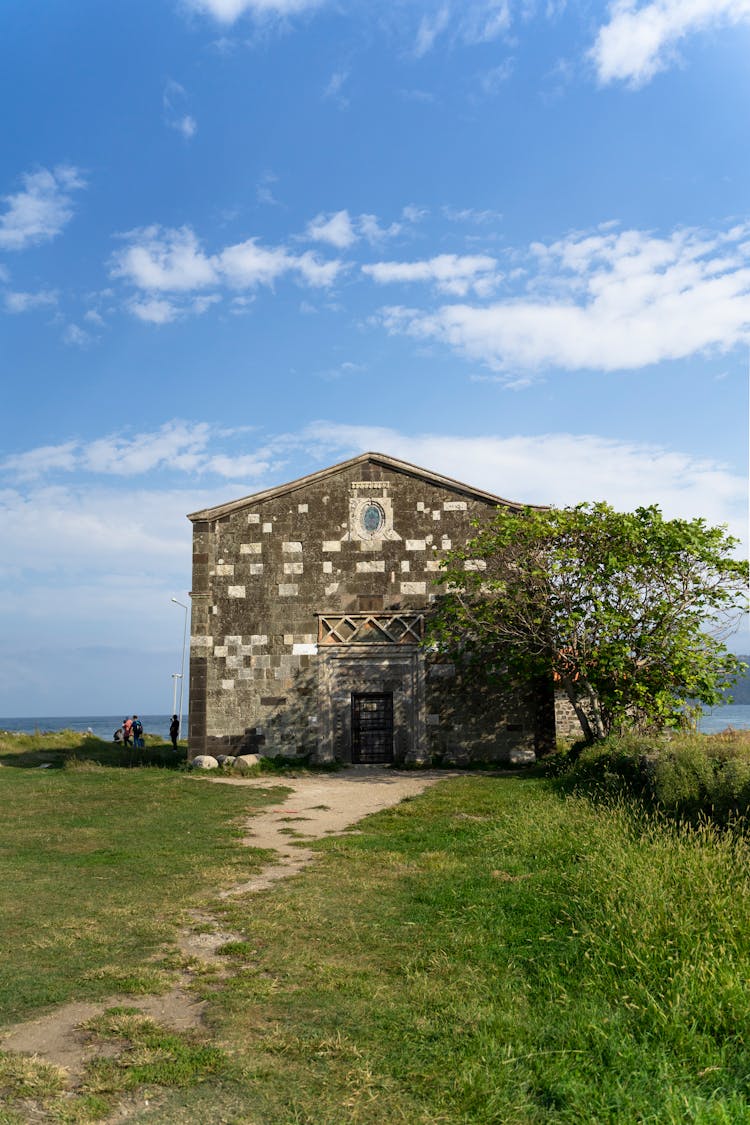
[0,715,185,742]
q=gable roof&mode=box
[187,451,545,521]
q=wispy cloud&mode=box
[0,165,85,251]
[3,289,58,314]
[590,0,750,87]
[163,80,198,138]
[363,253,501,296]
[1,421,279,482]
[186,0,323,25]
[378,222,750,375]
[414,1,512,56]
[62,324,93,347]
[323,68,350,104]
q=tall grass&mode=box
[147,777,750,1123]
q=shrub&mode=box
[552,730,750,825]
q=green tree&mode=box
[430,503,748,744]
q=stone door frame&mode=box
[317,644,427,765]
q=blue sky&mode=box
[1,0,748,715]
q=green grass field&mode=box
[0,732,748,1123]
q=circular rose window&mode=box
[362,503,385,534]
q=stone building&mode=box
[186,452,556,765]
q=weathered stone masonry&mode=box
[187,452,557,765]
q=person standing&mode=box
[169,714,180,751]
[122,717,133,747]
[132,715,144,748]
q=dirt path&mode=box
[1,767,449,1091]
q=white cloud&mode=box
[378,222,750,374]
[128,296,181,324]
[591,0,750,86]
[112,225,218,291]
[305,210,357,249]
[358,214,403,244]
[363,253,501,296]
[112,225,343,316]
[298,421,748,543]
[305,209,403,249]
[0,165,85,251]
[3,289,57,313]
[186,0,323,24]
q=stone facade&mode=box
[187,452,555,765]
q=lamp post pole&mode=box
[171,672,182,718]
[171,597,189,742]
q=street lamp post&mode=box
[171,597,189,743]
[171,672,182,718]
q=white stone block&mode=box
[323,540,341,552]
[323,560,333,573]
[284,561,303,575]
[192,635,213,647]
[401,581,427,594]
[262,522,273,533]
[325,582,339,595]
[464,560,487,571]
[509,749,536,766]
[227,585,246,598]
[356,560,385,573]
[425,560,442,571]
[213,645,227,657]
[283,541,303,553]
[240,542,262,554]
[250,634,268,645]
[249,563,263,575]
[441,538,452,549]
[247,513,260,523]
[444,501,468,510]
[284,634,294,645]
[221,679,234,690]
[416,501,425,511]
[406,539,426,551]
[298,503,308,513]
[292,643,318,655]
[432,510,441,520]
[235,753,261,768]
[278,583,299,596]
[400,560,410,572]
[216,563,234,576]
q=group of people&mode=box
[113,714,181,749]
[114,715,145,747]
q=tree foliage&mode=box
[429,503,748,743]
